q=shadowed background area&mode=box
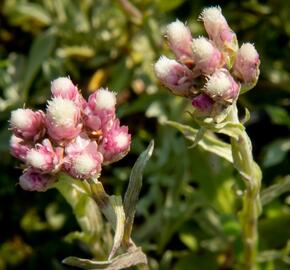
[0,0,289,269]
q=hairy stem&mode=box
[229,105,262,270]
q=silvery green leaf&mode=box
[62,247,147,269]
[123,140,154,244]
[261,176,290,206]
[165,121,233,163]
[108,196,125,260]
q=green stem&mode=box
[229,105,262,270]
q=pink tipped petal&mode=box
[192,37,223,74]
[99,120,131,165]
[10,135,32,161]
[46,97,82,142]
[65,138,103,179]
[51,77,78,99]
[191,94,214,116]
[166,20,193,63]
[84,106,115,133]
[204,69,240,103]
[233,43,260,84]
[199,7,238,63]
[26,139,63,173]
[10,109,45,141]
[19,168,55,192]
[84,89,117,132]
[154,56,194,97]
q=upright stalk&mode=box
[229,105,262,270]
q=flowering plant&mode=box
[155,7,261,270]
[9,77,153,269]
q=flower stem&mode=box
[229,105,262,270]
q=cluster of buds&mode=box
[154,7,260,118]
[9,77,131,192]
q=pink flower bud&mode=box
[19,168,55,192]
[233,43,260,84]
[166,20,193,64]
[10,135,31,161]
[154,56,194,97]
[99,120,131,165]
[84,89,116,132]
[191,94,214,116]
[204,69,240,103]
[65,137,103,179]
[51,77,78,99]
[87,88,117,112]
[192,37,222,74]
[46,97,82,142]
[10,109,45,141]
[26,139,63,173]
[199,7,238,65]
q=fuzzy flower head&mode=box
[19,168,55,192]
[88,88,117,112]
[10,109,45,141]
[85,89,116,132]
[233,43,260,84]
[192,37,222,74]
[51,77,79,100]
[99,120,131,165]
[26,139,63,173]
[65,138,103,179]
[166,20,193,63]
[10,75,133,189]
[46,97,82,142]
[204,69,239,103]
[199,6,238,65]
[154,56,194,97]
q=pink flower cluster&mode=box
[154,7,260,117]
[9,77,131,192]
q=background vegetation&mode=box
[0,0,289,269]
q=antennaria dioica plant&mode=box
[154,6,261,270]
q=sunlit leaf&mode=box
[63,247,147,269]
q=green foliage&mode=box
[0,0,290,269]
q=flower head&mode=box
[154,56,194,97]
[51,77,78,99]
[99,120,131,164]
[10,109,45,141]
[46,97,82,142]
[65,137,103,179]
[19,168,55,192]
[84,89,116,132]
[191,94,214,116]
[166,20,193,63]
[204,69,239,103]
[233,43,260,84]
[26,139,63,173]
[199,7,238,66]
[192,37,222,74]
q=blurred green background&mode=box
[0,0,290,269]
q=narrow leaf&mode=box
[108,196,125,260]
[123,140,154,243]
[63,247,147,270]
